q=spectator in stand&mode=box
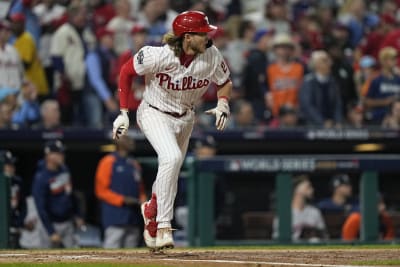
[250,0,291,34]
[357,14,397,61]
[85,27,119,128]
[89,0,116,32]
[273,175,327,241]
[210,26,229,54]
[345,102,364,128]
[268,104,299,128]
[33,0,67,95]
[242,28,273,122]
[228,99,259,129]
[379,17,400,67]
[0,20,24,91]
[382,98,400,129]
[338,0,379,48]
[129,24,149,54]
[326,40,358,116]
[33,1,66,26]
[266,33,304,119]
[136,0,178,44]
[300,50,343,127]
[10,13,49,99]
[9,0,41,46]
[11,80,41,128]
[50,2,96,126]
[224,20,256,90]
[316,4,336,38]
[117,24,149,67]
[0,87,19,129]
[318,174,358,214]
[380,0,398,18]
[364,47,400,124]
[342,194,395,241]
[116,25,148,124]
[106,0,135,56]
[185,0,226,24]
[354,55,378,124]
[294,13,324,59]
[95,135,146,248]
[32,140,85,248]
[355,55,379,99]
[0,150,31,248]
[35,99,61,130]
[324,22,353,57]
[0,101,17,129]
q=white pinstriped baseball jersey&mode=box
[133,44,230,114]
[0,44,23,90]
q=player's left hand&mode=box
[113,110,129,139]
[205,98,230,131]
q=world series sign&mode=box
[195,155,400,173]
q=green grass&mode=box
[204,244,400,250]
[351,260,400,265]
[0,264,169,267]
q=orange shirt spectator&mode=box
[266,33,304,117]
[267,61,304,116]
[342,197,395,241]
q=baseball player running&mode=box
[112,11,232,250]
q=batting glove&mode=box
[112,110,129,139]
[205,98,230,131]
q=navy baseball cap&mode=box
[44,140,65,154]
[0,150,17,165]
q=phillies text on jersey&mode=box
[133,44,230,114]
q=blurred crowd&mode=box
[1,0,400,130]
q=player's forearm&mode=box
[118,58,136,110]
[217,80,232,100]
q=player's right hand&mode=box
[112,110,129,139]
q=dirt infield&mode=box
[1,248,400,267]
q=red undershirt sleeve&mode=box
[118,57,137,110]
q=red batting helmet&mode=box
[172,11,217,37]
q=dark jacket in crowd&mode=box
[242,48,268,120]
[300,73,343,126]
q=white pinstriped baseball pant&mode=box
[137,101,194,229]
